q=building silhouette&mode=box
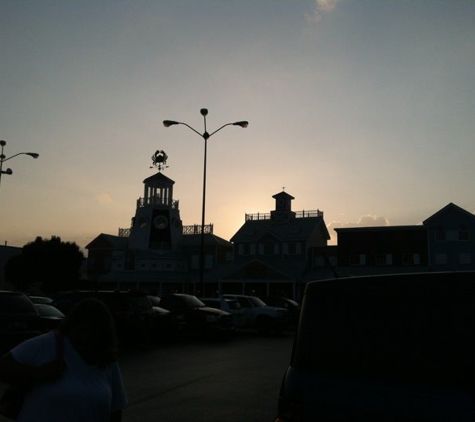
[85,152,475,299]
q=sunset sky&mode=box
[1,0,474,252]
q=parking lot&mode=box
[0,330,294,422]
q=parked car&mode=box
[159,293,235,338]
[34,303,64,332]
[147,295,186,338]
[53,290,156,342]
[221,294,291,335]
[0,290,42,352]
[275,272,475,422]
[260,296,301,327]
[28,295,53,305]
[200,297,246,328]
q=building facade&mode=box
[86,152,475,300]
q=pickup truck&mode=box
[159,293,235,338]
[221,294,291,335]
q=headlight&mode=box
[206,315,218,323]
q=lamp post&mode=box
[163,109,248,296]
[0,140,40,191]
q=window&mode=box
[459,253,471,265]
[264,240,274,255]
[191,255,199,269]
[402,253,420,265]
[349,254,366,265]
[376,254,392,266]
[435,254,447,265]
[435,229,446,241]
[459,230,470,241]
[243,244,251,256]
[288,242,296,255]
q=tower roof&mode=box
[143,172,175,186]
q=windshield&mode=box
[184,295,206,308]
[35,304,64,318]
[249,296,266,307]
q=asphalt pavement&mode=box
[0,330,294,422]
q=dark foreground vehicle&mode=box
[0,291,42,352]
[275,271,475,422]
[159,293,235,338]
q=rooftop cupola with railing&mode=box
[139,171,178,209]
[126,150,183,251]
[271,190,296,222]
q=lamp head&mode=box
[163,120,179,127]
[233,121,249,128]
[200,108,208,116]
[27,153,39,159]
[0,140,5,147]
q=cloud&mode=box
[306,0,341,23]
[94,193,113,205]
[316,0,339,12]
[355,215,391,227]
[326,214,391,244]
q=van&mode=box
[275,272,474,421]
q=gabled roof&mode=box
[143,172,175,185]
[230,216,329,243]
[206,257,308,282]
[423,202,475,226]
[85,233,129,250]
[272,191,295,200]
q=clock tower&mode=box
[128,150,183,251]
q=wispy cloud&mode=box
[94,193,113,205]
[306,0,341,23]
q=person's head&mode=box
[58,298,118,365]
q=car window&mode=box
[147,296,161,307]
[236,297,251,308]
[225,300,241,310]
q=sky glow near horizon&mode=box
[1,0,474,252]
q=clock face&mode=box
[137,217,149,228]
[153,215,169,230]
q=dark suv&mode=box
[159,293,235,338]
[275,272,475,421]
[53,290,155,342]
[0,290,42,352]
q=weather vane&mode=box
[151,150,169,172]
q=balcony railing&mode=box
[183,224,213,235]
[245,209,323,221]
[118,223,213,238]
[136,197,179,209]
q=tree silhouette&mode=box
[5,236,85,294]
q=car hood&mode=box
[265,306,288,312]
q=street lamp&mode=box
[0,140,40,190]
[163,108,248,296]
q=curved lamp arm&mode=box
[163,120,249,139]
[2,152,39,162]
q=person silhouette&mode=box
[0,298,127,421]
